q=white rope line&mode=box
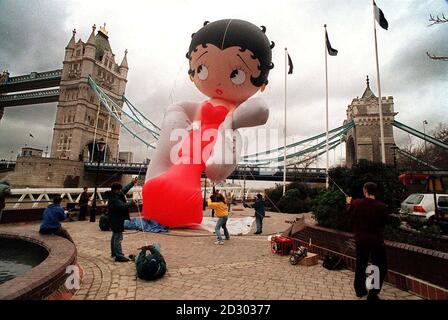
[221,19,233,50]
[91,101,101,162]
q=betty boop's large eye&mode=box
[230,69,246,85]
[197,64,208,80]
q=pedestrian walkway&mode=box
[0,208,422,300]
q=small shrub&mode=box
[328,160,405,212]
[265,182,321,213]
[311,189,351,231]
[403,215,427,230]
[276,189,311,213]
[387,214,402,229]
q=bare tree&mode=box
[428,13,448,26]
[426,52,448,61]
[427,13,448,61]
[397,123,448,171]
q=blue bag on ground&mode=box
[124,217,168,233]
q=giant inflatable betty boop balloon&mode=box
[142,19,274,227]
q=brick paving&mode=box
[0,208,422,300]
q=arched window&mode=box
[98,118,104,129]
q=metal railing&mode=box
[0,89,60,102]
[3,70,62,85]
[4,186,251,209]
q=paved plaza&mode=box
[0,208,422,300]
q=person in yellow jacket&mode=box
[208,193,230,245]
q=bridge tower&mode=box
[344,76,397,167]
[50,24,128,162]
[0,70,9,122]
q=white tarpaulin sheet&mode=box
[200,217,255,235]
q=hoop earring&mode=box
[260,84,266,92]
[189,75,194,82]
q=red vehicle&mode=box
[399,172,448,194]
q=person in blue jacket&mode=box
[39,196,74,243]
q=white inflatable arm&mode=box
[205,115,242,182]
[205,98,269,182]
[232,97,269,130]
[145,101,200,181]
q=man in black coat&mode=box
[346,182,389,301]
[78,187,89,221]
[108,177,138,262]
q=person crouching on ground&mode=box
[108,177,138,262]
[346,182,389,301]
[39,196,74,244]
[208,193,229,245]
[129,243,167,281]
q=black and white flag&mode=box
[374,1,389,30]
[325,31,338,56]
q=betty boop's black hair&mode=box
[187,19,275,87]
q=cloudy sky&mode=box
[0,0,447,166]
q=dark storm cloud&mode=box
[0,0,68,73]
[384,24,448,93]
[0,104,56,158]
[0,0,68,158]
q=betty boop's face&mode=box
[189,44,261,104]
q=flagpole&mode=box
[324,25,329,189]
[373,0,386,163]
[283,48,287,196]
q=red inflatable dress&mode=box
[142,102,229,228]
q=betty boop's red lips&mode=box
[215,89,223,95]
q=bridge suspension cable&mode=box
[393,120,448,150]
[242,121,354,160]
[396,148,440,170]
[89,77,160,138]
[122,95,161,132]
[241,123,352,165]
[88,76,158,149]
[284,137,344,167]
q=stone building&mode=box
[0,71,9,122]
[344,76,397,167]
[50,24,128,162]
[21,147,43,157]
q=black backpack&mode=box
[322,255,346,271]
[99,214,111,231]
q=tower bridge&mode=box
[1,24,447,189]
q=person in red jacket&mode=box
[346,182,389,301]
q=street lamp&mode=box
[242,166,247,205]
[202,176,207,211]
[391,145,399,171]
[423,120,429,170]
[90,138,107,222]
[6,150,13,168]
